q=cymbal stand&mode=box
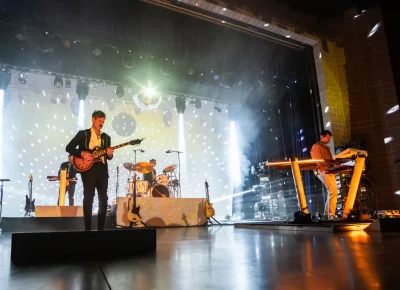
[131,149,144,181]
[166,170,179,198]
[24,178,34,217]
[169,151,183,197]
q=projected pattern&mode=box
[2,77,235,218]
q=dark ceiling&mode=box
[278,0,378,18]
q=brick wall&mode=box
[208,0,400,208]
[334,7,400,208]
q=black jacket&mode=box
[66,129,113,167]
[58,162,78,180]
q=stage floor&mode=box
[1,226,400,289]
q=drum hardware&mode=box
[165,150,183,198]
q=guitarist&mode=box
[66,110,114,231]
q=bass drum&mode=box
[151,184,170,197]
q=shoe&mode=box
[328,215,340,221]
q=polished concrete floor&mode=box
[0,226,399,290]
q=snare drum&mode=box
[156,174,168,186]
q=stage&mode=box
[0,197,207,232]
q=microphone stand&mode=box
[132,149,144,180]
[168,150,183,198]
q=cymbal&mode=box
[123,162,136,171]
[163,164,177,173]
[135,162,154,174]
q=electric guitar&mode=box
[73,138,144,172]
[127,173,141,223]
[24,174,36,214]
[205,180,215,218]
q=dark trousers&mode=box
[57,185,76,206]
[81,162,108,230]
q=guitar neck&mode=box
[96,142,131,156]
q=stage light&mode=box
[50,94,60,104]
[54,76,63,88]
[93,48,102,56]
[143,86,156,97]
[230,121,241,187]
[15,32,26,41]
[175,95,186,114]
[60,94,67,104]
[65,79,71,89]
[214,105,222,113]
[19,72,27,84]
[133,85,162,110]
[116,85,124,97]
[195,99,201,109]
[76,81,89,101]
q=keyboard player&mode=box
[310,130,339,221]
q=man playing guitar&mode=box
[66,110,114,230]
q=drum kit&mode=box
[123,162,180,198]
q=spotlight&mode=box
[214,105,222,113]
[15,32,26,41]
[65,79,71,89]
[60,94,67,104]
[76,81,89,101]
[93,48,102,56]
[187,68,194,76]
[189,99,201,108]
[175,95,186,114]
[19,72,27,84]
[50,93,60,104]
[54,76,63,88]
[143,86,156,97]
[116,85,124,97]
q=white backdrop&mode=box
[1,72,236,218]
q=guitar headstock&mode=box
[129,138,144,146]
